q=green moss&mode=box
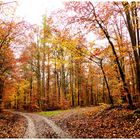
[38,110,68,117]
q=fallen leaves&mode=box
[0,111,27,138]
[52,105,140,138]
[1,105,140,138]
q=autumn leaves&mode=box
[0,1,140,111]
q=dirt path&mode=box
[19,113,37,138]
[5,105,108,138]
[18,112,71,138]
[38,115,71,138]
[4,104,140,138]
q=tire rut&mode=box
[37,115,71,138]
[19,112,71,138]
[20,113,37,138]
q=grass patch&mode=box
[38,110,68,117]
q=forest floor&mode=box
[0,110,71,138]
[0,103,140,138]
[49,104,140,138]
[0,111,26,138]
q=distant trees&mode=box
[1,1,140,111]
[122,2,140,96]
[0,1,28,112]
[62,1,140,107]
[0,45,16,111]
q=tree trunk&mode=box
[70,57,75,106]
[29,76,33,111]
[46,48,50,106]
[90,84,94,105]
[95,17,133,107]
[122,2,140,95]
[42,51,46,105]
[129,52,136,95]
[36,47,41,109]
[100,60,113,105]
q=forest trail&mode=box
[17,112,71,138]
[20,113,37,138]
[2,104,140,138]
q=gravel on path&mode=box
[19,113,37,138]
[38,115,71,138]
[19,112,71,138]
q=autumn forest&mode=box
[0,1,140,138]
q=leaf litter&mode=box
[0,111,27,138]
[50,104,140,138]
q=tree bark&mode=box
[100,60,113,105]
[122,2,140,95]
[36,46,41,109]
[70,57,75,106]
[94,16,133,106]
[46,48,50,105]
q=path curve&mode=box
[5,110,37,138]
[19,113,37,138]
[18,112,71,138]
[37,114,71,138]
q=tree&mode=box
[0,45,16,111]
[122,2,140,96]
[63,1,134,107]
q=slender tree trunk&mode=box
[135,2,140,94]
[46,48,50,106]
[37,47,41,109]
[86,80,89,106]
[70,58,74,106]
[129,52,136,95]
[95,18,133,106]
[100,60,113,105]
[90,3,134,106]
[54,54,58,106]
[42,50,46,106]
[61,63,66,97]
[122,2,140,96]
[29,76,33,110]
[90,84,94,105]
[77,83,80,106]
[102,78,106,103]
[77,62,81,106]
[57,72,60,102]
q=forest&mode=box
[0,1,140,111]
[1,1,140,138]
